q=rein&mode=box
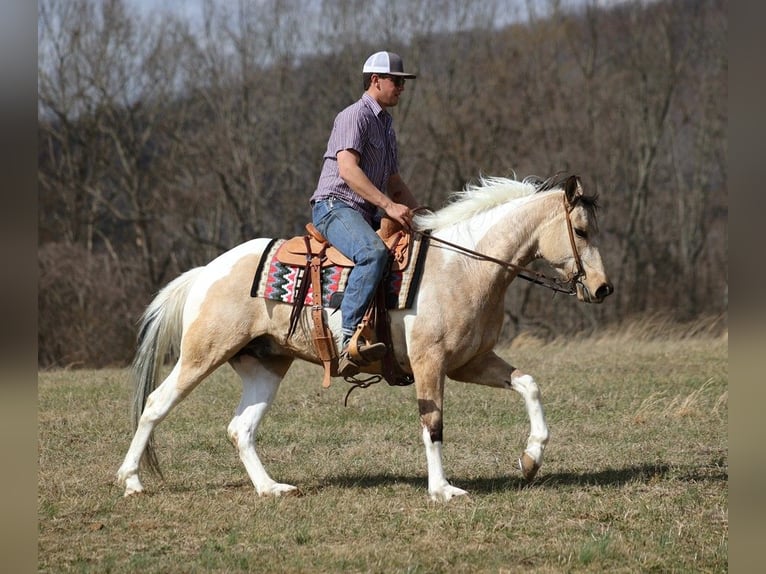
[344,196,586,403]
[413,196,586,296]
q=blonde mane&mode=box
[413,176,539,232]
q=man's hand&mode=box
[383,201,412,229]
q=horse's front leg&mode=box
[412,359,469,502]
[449,352,549,481]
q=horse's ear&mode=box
[564,175,583,205]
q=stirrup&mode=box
[339,341,386,376]
[345,339,387,365]
[347,323,387,364]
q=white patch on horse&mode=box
[509,373,549,468]
[227,354,297,496]
[184,238,274,324]
[422,426,468,502]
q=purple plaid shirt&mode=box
[310,93,399,223]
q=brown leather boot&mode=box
[338,340,387,378]
[338,351,361,377]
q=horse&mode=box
[116,173,613,502]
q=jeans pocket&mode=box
[312,200,333,232]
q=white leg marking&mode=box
[228,356,297,497]
[117,363,184,496]
[510,373,549,468]
[422,426,468,502]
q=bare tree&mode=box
[39,0,199,285]
[38,0,201,364]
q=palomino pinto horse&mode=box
[117,174,612,501]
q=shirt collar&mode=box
[362,92,388,119]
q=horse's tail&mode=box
[131,266,205,476]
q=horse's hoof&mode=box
[119,473,145,497]
[429,483,469,502]
[123,486,145,497]
[518,453,540,482]
[259,483,300,497]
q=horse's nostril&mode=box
[596,282,613,299]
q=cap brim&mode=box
[387,73,417,79]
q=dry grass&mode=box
[38,330,727,573]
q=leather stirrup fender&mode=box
[307,251,337,388]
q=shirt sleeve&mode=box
[325,105,368,159]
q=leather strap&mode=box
[308,247,337,388]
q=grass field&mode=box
[38,327,727,573]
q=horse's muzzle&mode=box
[576,280,614,303]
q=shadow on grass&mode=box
[160,460,726,496]
[320,461,727,495]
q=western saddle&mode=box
[277,217,413,389]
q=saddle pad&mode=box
[250,234,429,310]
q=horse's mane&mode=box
[414,173,590,232]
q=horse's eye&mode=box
[574,228,588,239]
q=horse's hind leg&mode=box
[117,360,202,495]
[227,353,297,496]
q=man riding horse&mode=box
[309,51,420,377]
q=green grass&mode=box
[38,332,727,573]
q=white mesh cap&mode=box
[362,51,417,78]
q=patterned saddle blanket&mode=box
[250,233,428,310]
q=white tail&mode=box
[130,267,204,475]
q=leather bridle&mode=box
[562,196,587,287]
[414,195,587,296]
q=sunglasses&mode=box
[379,74,406,87]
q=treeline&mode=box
[38,0,727,368]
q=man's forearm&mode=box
[388,174,419,209]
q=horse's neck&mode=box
[425,192,560,306]
[465,192,556,272]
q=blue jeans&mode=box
[312,198,389,343]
